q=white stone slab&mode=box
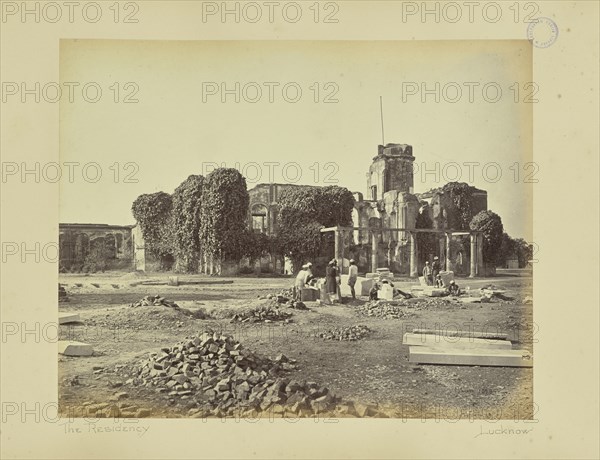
[403,333,512,349]
[59,313,81,324]
[58,341,93,356]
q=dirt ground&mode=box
[58,269,534,420]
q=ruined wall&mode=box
[248,183,318,236]
[59,224,134,272]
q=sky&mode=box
[59,39,533,240]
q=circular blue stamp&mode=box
[527,17,559,48]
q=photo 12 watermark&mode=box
[1,1,140,24]
[400,1,543,24]
[1,82,139,103]
[201,161,339,185]
[401,81,539,104]
[201,1,340,24]
[1,162,140,184]
[201,81,339,104]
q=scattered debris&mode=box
[229,305,293,323]
[287,301,309,310]
[356,301,417,319]
[131,295,180,308]
[58,284,69,302]
[316,325,372,341]
[130,295,209,319]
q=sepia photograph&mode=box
[57,39,535,420]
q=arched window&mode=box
[251,204,268,233]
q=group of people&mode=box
[422,256,442,286]
[325,258,359,300]
[294,256,462,302]
[294,258,360,302]
[422,256,461,295]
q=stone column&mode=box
[387,238,394,269]
[338,229,345,274]
[477,233,484,276]
[334,227,344,274]
[409,232,418,277]
[445,233,452,272]
[469,233,476,278]
[371,231,378,273]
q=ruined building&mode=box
[59,143,488,276]
[248,143,488,276]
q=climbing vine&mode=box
[171,175,204,273]
[131,191,174,269]
[277,186,355,270]
[198,168,249,270]
[442,182,479,230]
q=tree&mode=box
[497,232,517,267]
[469,210,504,266]
[514,238,534,268]
[199,168,249,273]
[171,175,204,273]
[277,186,355,270]
[131,191,174,269]
[240,230,272,265]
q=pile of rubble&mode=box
[287,300,309,310]
[128,332,341,417]
[274,288,294,299]
[229,305,293,323]
[316,325,372,341]
[356,301,417,319]
[129,295,209,319]
[131,295,180,309]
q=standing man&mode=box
[347,259,358,299]
[432,256,441,283]
[326,259,339,302]
[294,264,308,301]
[423,261,433,285]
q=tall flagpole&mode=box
[379,96,385,145]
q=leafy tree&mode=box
[131,191,174,269]
[277,186,355,270]
[199,168,249,273]
[469,210,504,266]
[497,232,517,267]
[171,175,204,273]
[514,238,534,268]
[241,230,272,265]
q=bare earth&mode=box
[58,269,534,420]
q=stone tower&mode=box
[366,143,415,200]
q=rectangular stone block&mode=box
[409,346,533,367]
[59,313,81,324]
[403,333,512,349]
[300,287,319,301]
[439,271,454,287]
[58,341,93,356]
[377,284,394,300]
